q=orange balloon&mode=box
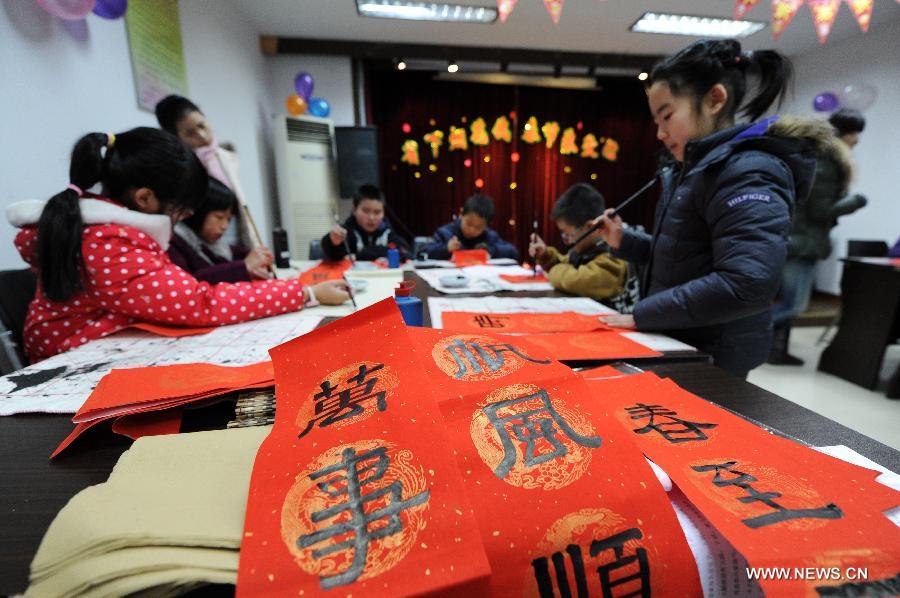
[285,94,308,116]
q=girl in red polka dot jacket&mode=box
[7,127,350,362]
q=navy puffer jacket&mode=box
[615,117,824,376]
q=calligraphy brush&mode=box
[342,273,358,309]
[334,213,355,264]
[532,216,540,278]
[569,177,658,248]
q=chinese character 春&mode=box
[692,461,843,529]
[625,403,718,443]
[297,445,430,590]
[484,389,601,480]
[298,363,387,439]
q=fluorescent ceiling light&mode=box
[357,1,497,23]
[630,12,765,38]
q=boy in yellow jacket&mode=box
[529,183,634,310]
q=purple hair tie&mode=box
[67,183,84,197]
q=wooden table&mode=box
[818,257,900,396]
[2,273,898,595]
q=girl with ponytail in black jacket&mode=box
[598,39,827,378]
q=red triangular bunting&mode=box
[543,0,564,24]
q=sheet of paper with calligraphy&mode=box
[405,326,702,597]
[520,331,663,361]
[451,249,489,266]
[441,311,610,334]
[416,266,553,294]
[237,299,491,597]
[428,296,615,329]
[581,372,900,597]
[0,311,321,415]
[298,260,353,285]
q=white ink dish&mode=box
[439,275,470,288]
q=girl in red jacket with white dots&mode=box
[8,127,349,362]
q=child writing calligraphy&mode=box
[8,128,349,362]
[168,179,274,283]
[598,39,826,377]
[528,184,635,311]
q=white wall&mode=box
[264,54,356,127]
[780,22,900,294]
[0,0,275,268]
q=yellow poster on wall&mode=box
[125,0,189,111]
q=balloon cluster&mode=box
[35,0,128,20]
[813,83,877,113]
[285,72,331,118]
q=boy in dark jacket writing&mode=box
[322,184,410,261]
[422,195,518,260]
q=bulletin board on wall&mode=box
[124,0,189,111]
[366,67,662,257]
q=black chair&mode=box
[0,268,37,374]
[308,239,324,260]
[847,239,888,258]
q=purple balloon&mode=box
[812,92,839,113]
[35,0,96,20]
[294,72,315,101]
[92,0,127,19]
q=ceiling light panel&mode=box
[357,1,498,23]
[630,12,765,38]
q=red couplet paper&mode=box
[52,362,276,458]
[451,249,489,267]
[73,361,275,423]
[441,311,609,334]
[499,273,549,283]
[521,331,662,361]
[581,372,900,596]
[405,327,702,596]
[298,259,353,285]
[128,322,216,337]
[237,299,491,597]
[111,408,184,440]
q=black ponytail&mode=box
[649,39,792,124]
[37,127,208,302]
[37,133,108,302]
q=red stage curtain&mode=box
[366,67,662,256]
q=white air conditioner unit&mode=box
[272,114,339,260]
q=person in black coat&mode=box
[322,184,410,261]
[422,194,519,260]
[598,39,820,378]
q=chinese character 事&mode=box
[297,445,431,590]
[484,389,602,480]
[298,363,387,439]
[692,461,844,529]
[625,403,718,443]
[532,528,650,598]
[444,338,551,380]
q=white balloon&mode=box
[839,83,877,111]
